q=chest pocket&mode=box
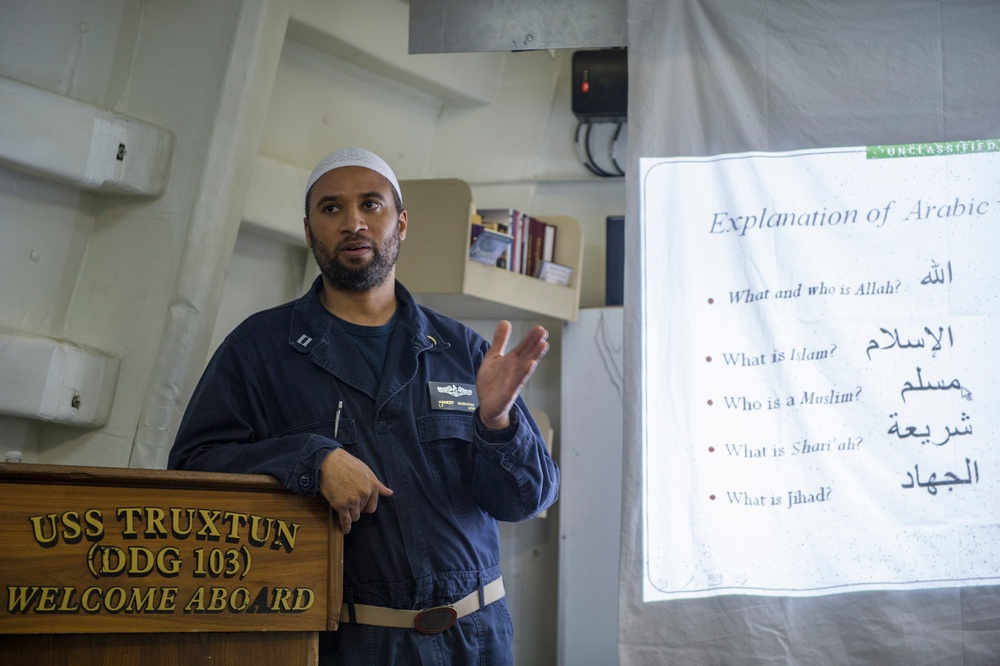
[280,418,357,446]
[416,413,476,516]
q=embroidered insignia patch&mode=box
[428,382,478,412]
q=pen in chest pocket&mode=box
[334,400,343,438]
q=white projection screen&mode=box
[641,141,1000,602]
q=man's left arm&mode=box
[472,321,560,521]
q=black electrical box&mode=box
[572,49,627,123]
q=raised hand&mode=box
[476,321,549,430]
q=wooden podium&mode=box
[0,463,343,665]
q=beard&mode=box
[311,226,401,292]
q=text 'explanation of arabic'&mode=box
[640,142,1000,601]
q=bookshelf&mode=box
[395,179,583,322]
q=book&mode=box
[606,215,624,305]
[543,223,556,263]
[474,209,563,282]
[479,218,509,267]
[525,216,548,278]
[516,211,527,274]
[478,208,518,270]
[470,222,485,244]
[469,227,514,265]
[535,260,573,286]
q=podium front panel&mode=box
[0,464,342,635]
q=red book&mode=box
[525,216,547,278]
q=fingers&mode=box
[490,320,513,356]
[362,482,394,514]
[509,325,550,360]
[321,448,393,534]
[521,326,550,362]
[491,322,549,362]
[339,483,393,535]
[338,511,352,534]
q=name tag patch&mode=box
[428,381,479,412]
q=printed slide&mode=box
[640,141,1000,601]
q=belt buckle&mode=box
[414,606,458,634]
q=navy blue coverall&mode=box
[169,277,560,664]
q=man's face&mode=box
[304,166,407,292]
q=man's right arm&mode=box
[170,340,391,532]
[168,340,337,496]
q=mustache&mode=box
[336,233,375,251]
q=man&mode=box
[169,147,560,664]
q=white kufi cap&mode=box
[305,147,402,208]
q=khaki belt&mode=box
[339,577,505,635]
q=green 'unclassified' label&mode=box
[867,139,1000,159]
